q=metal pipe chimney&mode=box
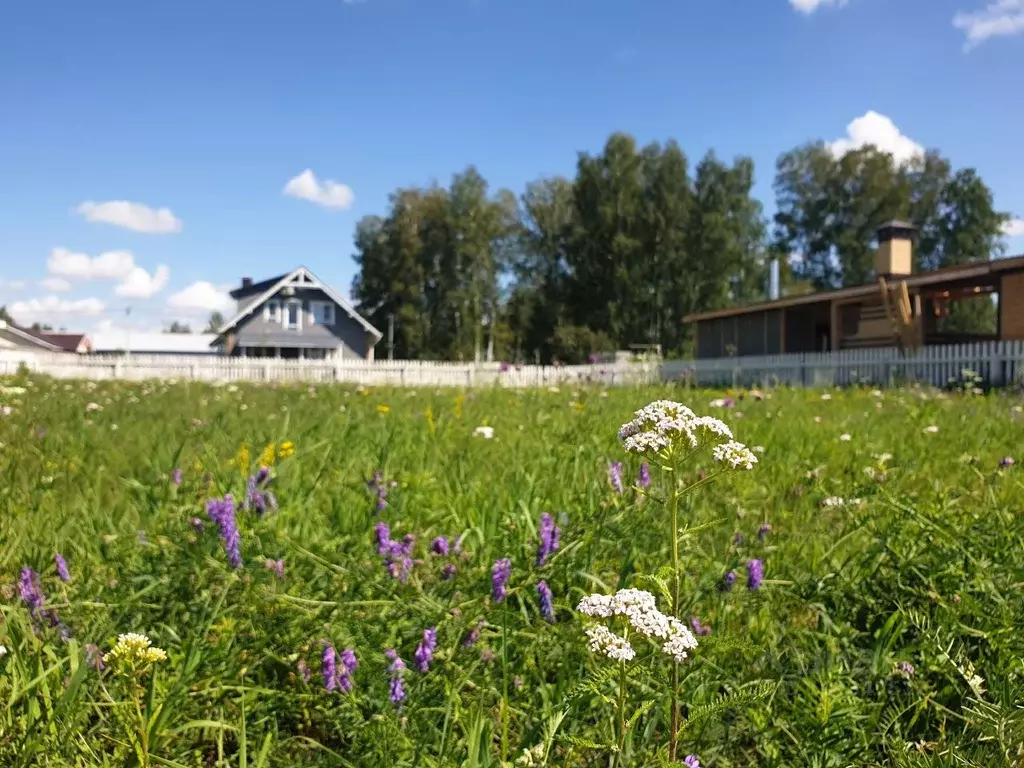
[769,258,780,301]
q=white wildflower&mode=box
[821,496,847,508]
[86,402,102,412]
[0,406,12,417]
[662,617,699,663]
[923,425,939,434]
[473,425,494,439]
[0,645,7,657]
[839,433,851,442]
[820,393,832,400]
[585,625,635,662]
[712,440,758,470]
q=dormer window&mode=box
[314,302,334,325]
[285,300,301,330]
[265,300,281,323]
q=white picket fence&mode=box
[663,340,1024,389]
[0,351,659,388]
[3,341,1023,389]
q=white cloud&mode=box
[0,278,26,292]
[283,169,355,210]
[954,0,1024,49]
[48,247,135,280]
[828,111,925,165]
[40,277,72,292]
[10,296,106,322]
[76,200,183,234]
[114,265,170,299]
[1003,218,1024,237]
[166,281,234,313]
[791,0,848,12]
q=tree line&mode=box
[351,132,1011,363]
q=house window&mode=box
[315,302,334,325]
[265,300,281,323]
[286,301,301,330]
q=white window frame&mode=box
[264,300,281,323]
[285,299,302,331]
[314,301,334,326]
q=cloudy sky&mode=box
[1,0,1022,332]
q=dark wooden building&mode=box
[685,222,1024,359]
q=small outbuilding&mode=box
[684,223,1024,359]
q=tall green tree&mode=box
[0,305,14,325]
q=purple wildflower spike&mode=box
[441,563,457,580]
[608,461,624,494]
[747,559,764,591]
[491,558,511,603]
[637,461,651,489]
[414,627,437,673]
[537,580,554,622]
[171,467,183,486]
[536,513,560,567]
[322,645,338,692]
[431,536,449,556]
[54,553,71,583]
[206,494,242,568]
[721,570,737,592]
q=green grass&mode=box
[1,375,1023,767]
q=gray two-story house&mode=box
[211,267,382,360]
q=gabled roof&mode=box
[30,332,91,353]
[229,273,288,300]
[212,266,383,342]
[91,330,219,354]
[0,321,66,352]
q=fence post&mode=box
[113,361,122,379]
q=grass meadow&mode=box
[1,374,1023,767]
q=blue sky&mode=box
[1,0,1022,332]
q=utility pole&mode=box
[125,306,132,359]
[387,313,395,361]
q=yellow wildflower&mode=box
[278,441,296,459]
[453,394,465,419]
[377,404,390,415]
[425,406,436,436]
[104,633,168,668]
[259,443,277,467]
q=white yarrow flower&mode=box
[839,433,851,442]
[473,425,494,439]
[585,625,635,662]
[712,441,758,470]
[923,425,939,434]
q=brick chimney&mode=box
[875,221,916,279]
[241,276,253,289]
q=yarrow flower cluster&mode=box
[577,588,699,664]
[104,633,168,668]
[618,401,753,470]
[207,494,242,569]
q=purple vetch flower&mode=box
[85,643,105,672]
[368,470,397,512]
[896,661,916,678]
[414,627,437,673]
[18,567,45,616]
[18,567,61,629]
[54,553,71,583]
[536,513,560,567]
[171,467,183,486]
[338,648,358,692]
[206,494,242,568]
[442,563,457,580]
[1000,456,1015,468]
[689,616,712,636]
[297,659,311,682]
[264,558,285,579]
[480,648,497,664]
[747,559,764,591]
[684,756,701,768]
[244,466,276,516]
[385,649,406,707]
[608,461,624,494]
[537,580,554,622]
[637,461,651,490]
[323,645,338,692]
[733,531,744,545]
[758,523,772,540]
[431,536,450,556]
[491,558,512,603]
[721,570,737,592]
[462,622,482,647]
[374,522,392,556]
